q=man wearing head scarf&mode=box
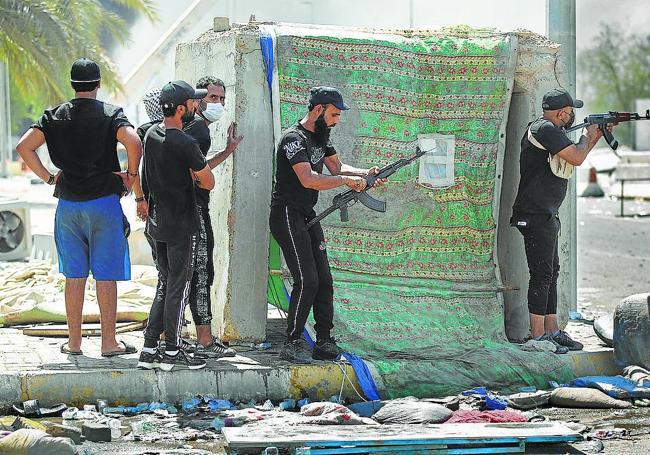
[133,79,242,359]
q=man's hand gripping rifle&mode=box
[565,110,650,154]
[305,147,428,229]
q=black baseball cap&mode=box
[159,80,208,109]
[542,88,584,110]
[309,86,350,110]
[70,58,101,83]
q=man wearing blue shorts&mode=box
[16,58,143,357]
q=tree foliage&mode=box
[578,24,650,147]
[0,0,157,132]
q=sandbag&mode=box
[614,293,650,369]
[549,387,632,409]
[0,429,77,455]
[372,397,452,424]
[505,390,552,410]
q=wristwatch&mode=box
[135,196,145,202]
[46,173,55,185]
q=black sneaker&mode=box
[159,349,207,371]
[539,333,570,354]
[279,339,313,363]
[195,337,237,358]
[137,350,162,370]
[312,338,343,361]
[552,331,584,351]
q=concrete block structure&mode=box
[176,20,574,353]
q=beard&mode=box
[564,110,576,128]
[314,113,333,145]
[181,107,195,123]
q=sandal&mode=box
[13,399,68,418]
[60,342,83,356]
[101,340,137,357]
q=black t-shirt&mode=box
[183,119,212,208]
[143,125,207,241]
[32,98,132,201]
[271,123,337,215]
[512,117,574,216]
[138,119,212,207]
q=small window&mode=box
[417,134,455,188]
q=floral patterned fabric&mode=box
[272,27,574,397]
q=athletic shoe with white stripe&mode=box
[194,337,237,358]
[159,349,207,371]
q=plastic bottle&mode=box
[107,419,121,439]
[62,407,79,419]
[96,399,108,414]
[211,417,225,432]
[102,406,126,415]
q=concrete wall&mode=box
[497,32,571,341]
[176,24,273,342]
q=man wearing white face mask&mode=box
[181,76,243,358]
[134,78,243,359]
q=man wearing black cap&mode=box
[137,80,215,371]
[16,58,142,357]
[134,80,242,359]
[511,88,611,353]
[270,86,385,363]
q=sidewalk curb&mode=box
[0,349,618,411]
[0,363,363,411]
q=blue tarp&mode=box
[570,375,650,399]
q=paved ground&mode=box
[577,197,650,315]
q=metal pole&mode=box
[547,0,577,316]
[0,61,10,178]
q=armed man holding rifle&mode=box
[511,88,614,354]
[270,86,387,363]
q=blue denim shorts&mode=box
[54,194,130,281]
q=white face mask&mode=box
[202,102,224,122]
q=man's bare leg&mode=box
[529,314,546,339]
[65,278,87,352]
[96,280,122,353]
[196,325,212,347]
[544,314,560,334]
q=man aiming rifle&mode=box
[269,86,387,363]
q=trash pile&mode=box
[2,366,650,452]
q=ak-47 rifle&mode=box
[565,110,650,153]
[305,147,428,230]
